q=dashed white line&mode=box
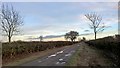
[56,50,64,54]
[56,62,60,64]
[59,58,63,61]
[65,53,71,56]
[47,50,64,59]
[56,61,66,65]
[61,62,66,64]
[71,50,75,53]
[48,54,57,58]
[51,54,57,57]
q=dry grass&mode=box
[86,34,120,66]
[67,42,112,66]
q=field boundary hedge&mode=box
[2,41,78,60]
[85,35,120,66]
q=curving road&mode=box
[21,43,81,66]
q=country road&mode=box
[21,43,81,66]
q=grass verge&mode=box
[66,45,81,66]
[66,42,113,66]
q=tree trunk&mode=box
[94,32,97,46]
[95,32,96,40]
[8,36,11,43]
[94,27,97,40]
[71,39,73,43]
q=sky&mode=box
[0,1,119,42]
[1,0,119,2]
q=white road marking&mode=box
[48,53,57,58]
[61,62,66,64]
[47,50,64,59]
[71,50,75,53]
[56,62,60,64]
[38,61,42,63]
[59,58,63,61]
[65,53,71,56]
[56,61,66,65]
[57,50,64,54]
[46,57,49,59]
[51,54,57,56]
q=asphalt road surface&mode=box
[21,43,81,66]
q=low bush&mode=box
[85,35,120,66]
[2,41,78,60]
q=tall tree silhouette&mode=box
[1,4,23,42]
[85,12,106,40]
[39,36,43,42]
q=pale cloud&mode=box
[23,29,55,36]
[2,0,119,2]
[79,14,87,21]
[103,17,118,27]
[1,2,118,42]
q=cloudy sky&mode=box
[0,1,119,42]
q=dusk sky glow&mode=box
[0,1,118,42]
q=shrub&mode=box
[2,41,78,59]
[85,35,120,66]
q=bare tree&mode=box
[64,33,69,41]
[0,4,23,42]
[64,31,79,42]
[39,36,43,42]
[85,12,106,40]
